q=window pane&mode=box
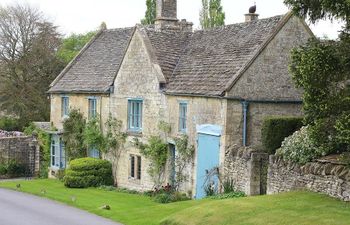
[137,156,141,180]
[130,156,135,178]
[179,103,187,131]
[128,100,143,131]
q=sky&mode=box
[0,0,344,39]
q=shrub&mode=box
[0,117,21,131]
[0,164,7,175]
[153,192,190,204]
[208,191,246,200]
[6,160,26,177]
[261,116,304,154]
[277,126,331,164]
[64,158,113,188]
[222,179,235,194]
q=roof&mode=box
[165,15,286,96]
[142,27,191,81]
[49,14,295,96]
[49,27,135,93]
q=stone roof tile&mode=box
[48,27,134,93]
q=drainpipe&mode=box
[242,101,249,147]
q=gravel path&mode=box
[0,188,122,225]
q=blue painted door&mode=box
[196,133,220,199]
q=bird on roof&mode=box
[249,2,257,14]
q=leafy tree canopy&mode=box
[0,4,64,126]
[57,31,96,64]
[284,0,350,30]
[200,0,225,29]
[141,0,156,25]
[287,0,350,152]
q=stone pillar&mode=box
[248,152,268,195]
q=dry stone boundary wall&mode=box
[0,136,40,177]
[267,155,350,201]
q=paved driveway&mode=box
[0,188,122,225]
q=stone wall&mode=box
[268,155,350,201]
[228,16,311,100]
[224,147,268,195]
[0,136,40,177]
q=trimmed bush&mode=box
[261,116,303,154]
[64,158,113,188]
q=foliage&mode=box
[204,182,216,196]
[222,178,235,194]
[56,169,65,181]
[57,31,96,64]
[173,134,195,190]
[0,117,21,131]
[277,126,330,164]
[103,114,127,186]
[24,123,50,178]
[284,0,350,30]
[62,109,87,161]
[83,116,104,157]
[261,116,304,154]
[0,4,64,126]
[148,184,191,204]
[200,0,226,29]
[141,0,156,25]
[0,160,26,177]
[290,39,350,153]
[64,158,113,188]
[208,191,246,200]
[335,113,350,150]
[138,136,169,188]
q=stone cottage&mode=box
[47,0,313,198]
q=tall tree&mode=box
[57,31,96,64]
[286,0,350,152]
[0,4,64,126]
[200,0,225,29]
[141,0,156,25]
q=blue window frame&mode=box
[128,99,143,132]
[179,102,187,132]
[88,98,97,119]
[50,135,66,169]
[61,96,69,117]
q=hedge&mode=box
[261,116,303,155]
[64,158,113,188]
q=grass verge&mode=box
[0,179,349,225]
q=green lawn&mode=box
[0,179,349,225]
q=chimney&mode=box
[155,0,179,30]
[245,4,259,22]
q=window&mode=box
[88,147,100,159]
[51,135,66,169]
[179,102,187,132]
[128,100,143,132]
[61,96,69,117]
[130,155,141,180]
[88,98,97,119]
